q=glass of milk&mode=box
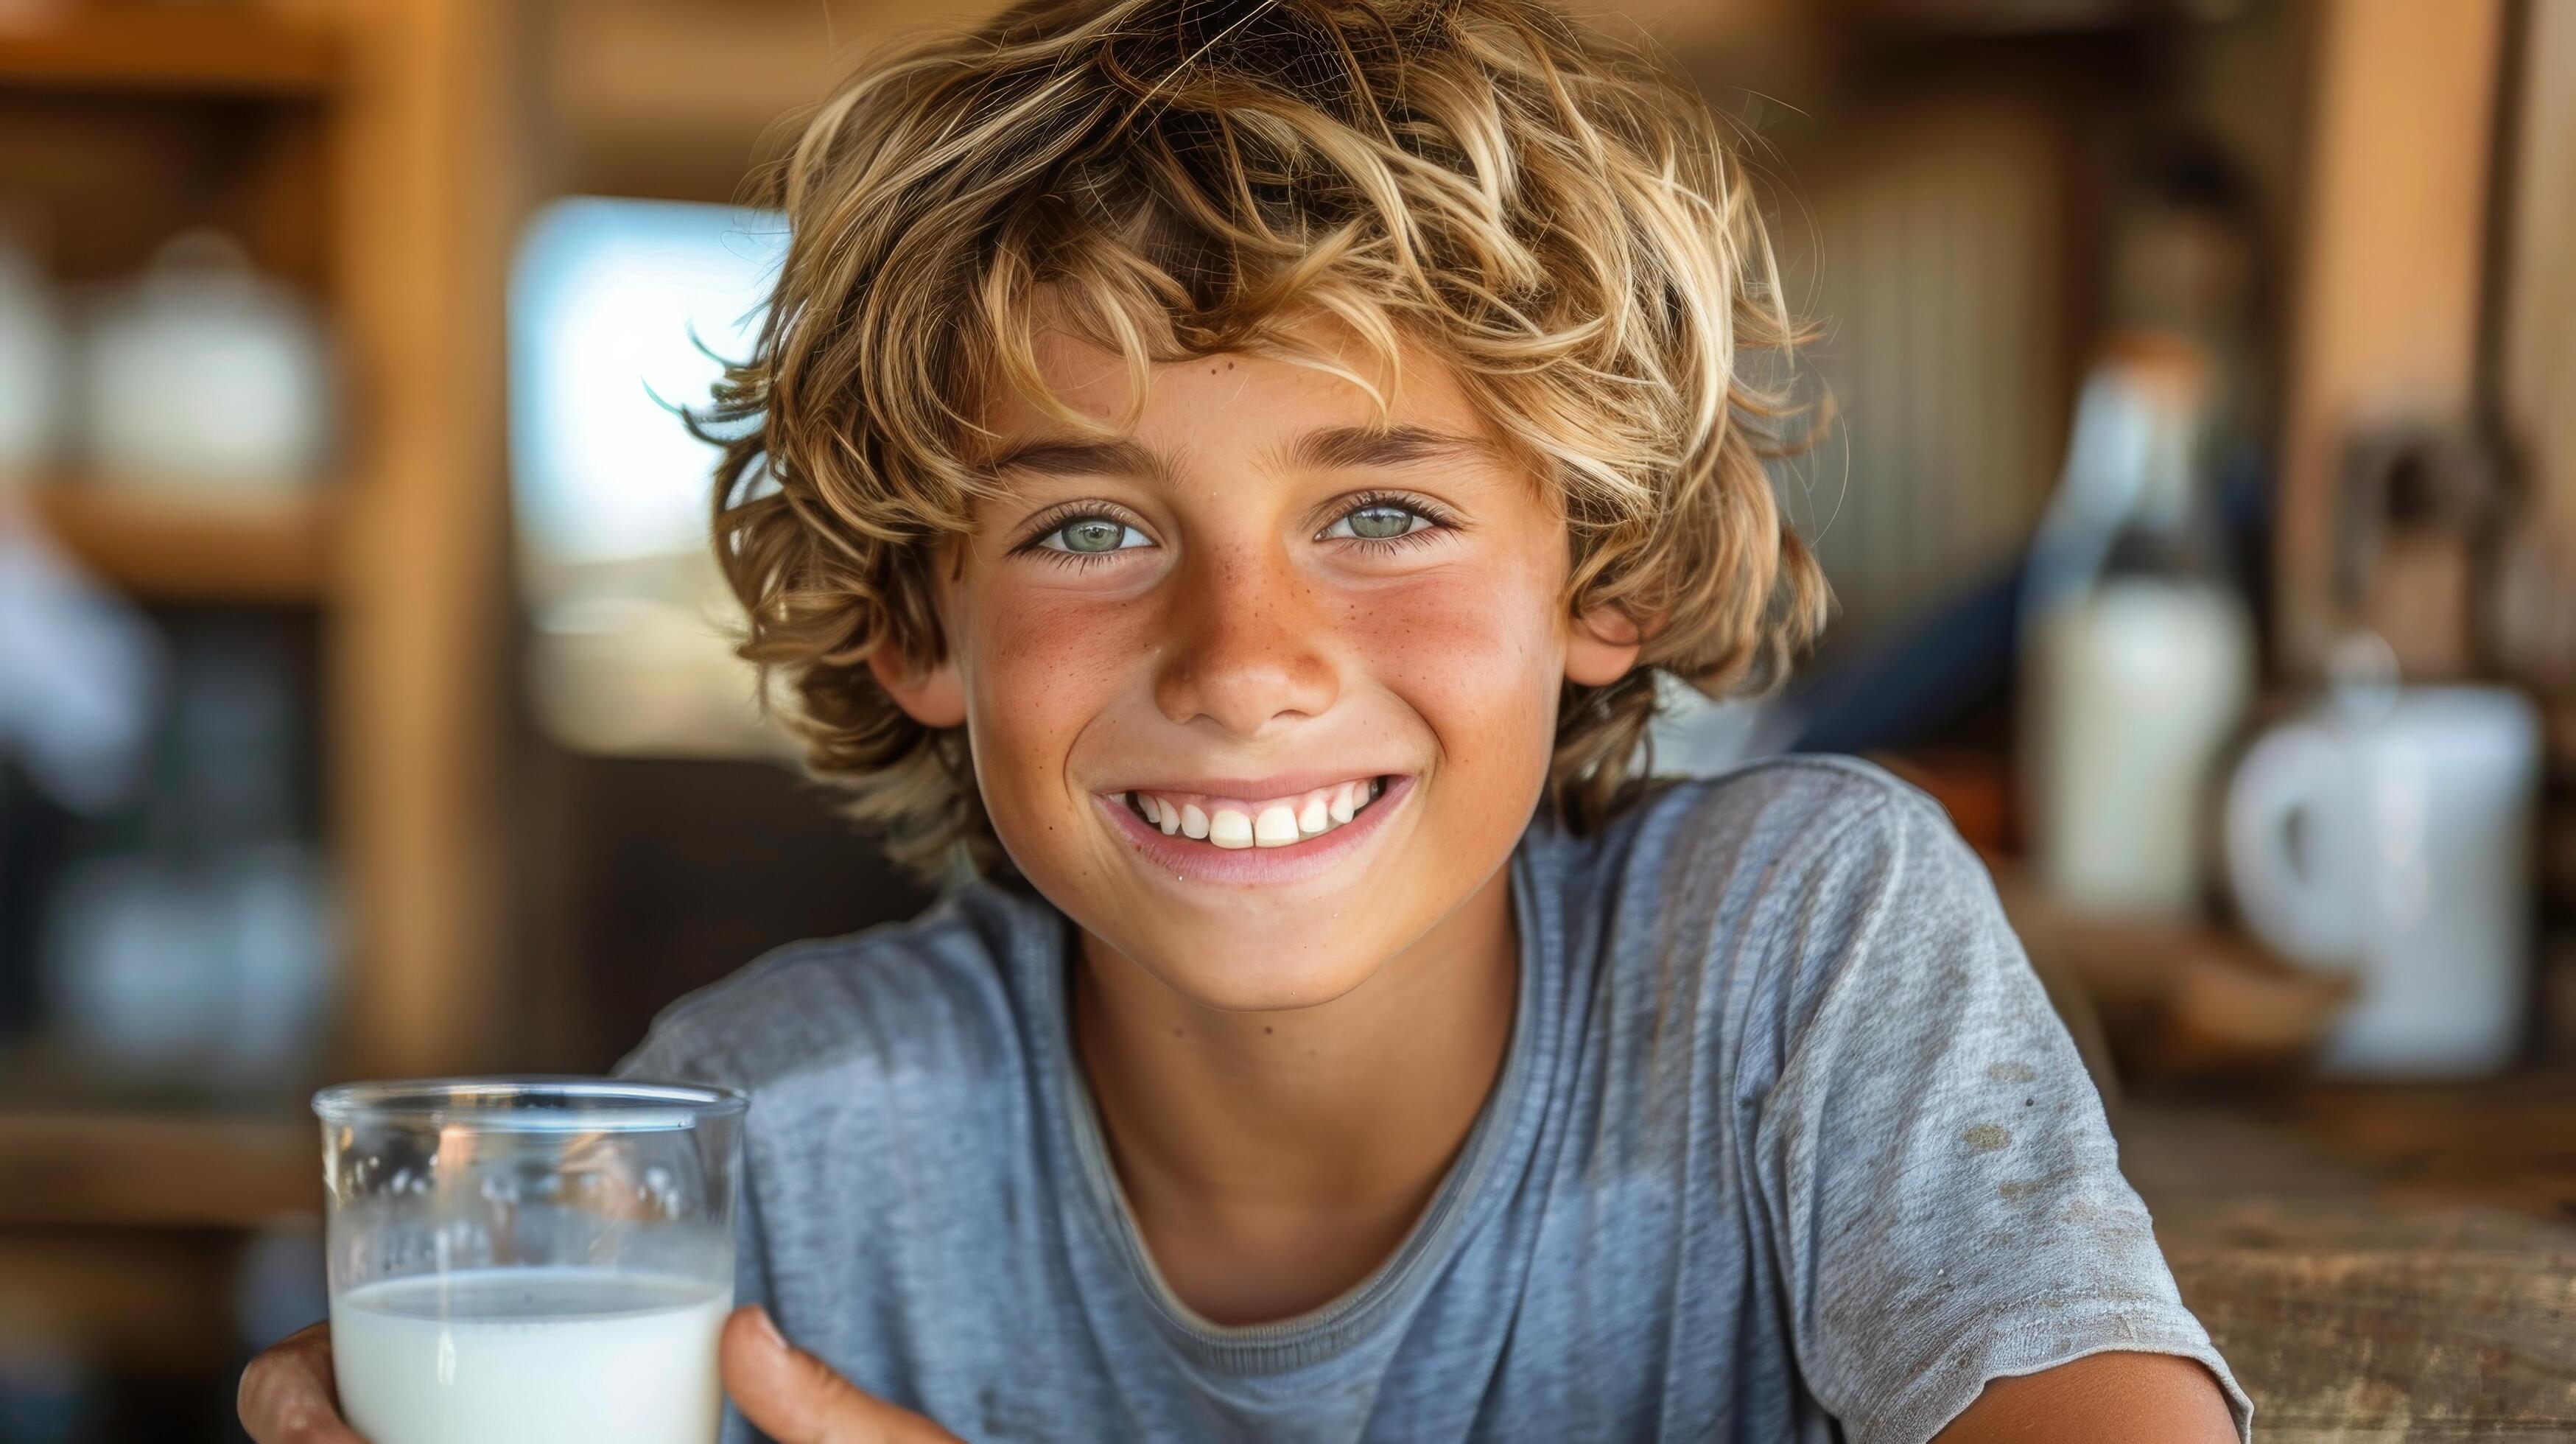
[313,1077,746,1444]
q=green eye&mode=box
[1043,517,1145,554]
[1327,503,1429,542]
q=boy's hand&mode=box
[723,1305,965,1443]
[237,1322,365,1443]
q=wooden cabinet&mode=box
[0,0,509,1250]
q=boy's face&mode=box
[880,323,1637,1011]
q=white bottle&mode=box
[2021,336,2254,915]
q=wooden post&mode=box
[2494,0,2576,693]
[329,0,512,1077]
[2274,0,2506,678]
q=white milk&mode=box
[331,1268,729,1444]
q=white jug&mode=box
[2225,682,2543,1076]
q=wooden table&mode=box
[2118,1083,2576,1442]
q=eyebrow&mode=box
[975,424,1489,487]
[1280,424,1490,472]
[975,437,1176,487]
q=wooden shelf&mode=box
[27,482,334,604]
[0,1109,315,1230]
[0,5,337,99]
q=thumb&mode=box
[720,1305,964,1444]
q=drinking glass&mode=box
[313,1077,747,1444]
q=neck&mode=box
[1070,863,1520,1324]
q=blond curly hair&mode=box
[699,0,1830,876]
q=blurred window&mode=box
[508,196,788,756]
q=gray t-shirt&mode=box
[622,756,2251,1443]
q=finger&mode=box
[721,1305,963,1444]
[237,1321,367,1444]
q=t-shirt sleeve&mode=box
[1738,779,2252,1444]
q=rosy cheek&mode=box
[961,580,1159,807]
[1338,560,1562,768]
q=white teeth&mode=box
[1254,805,1300,847]
[1131,780,1386,848]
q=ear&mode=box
[866,645,969,729]
[1564,604,1644,687]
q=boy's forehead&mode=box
[978,318,1495,458]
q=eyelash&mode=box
[1008,502,1150,570]
[1006,491,1461,569]
[1322,490,1459,553]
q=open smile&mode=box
[1123,778,1389,848]
[1095,774,1414,885]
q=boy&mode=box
[244,0,2250,1438]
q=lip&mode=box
[1095,773,1415,888]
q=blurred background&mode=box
[0,0,2570,1437]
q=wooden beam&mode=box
[2274,0,2506,677]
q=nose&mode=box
[1154,543,1341,737]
